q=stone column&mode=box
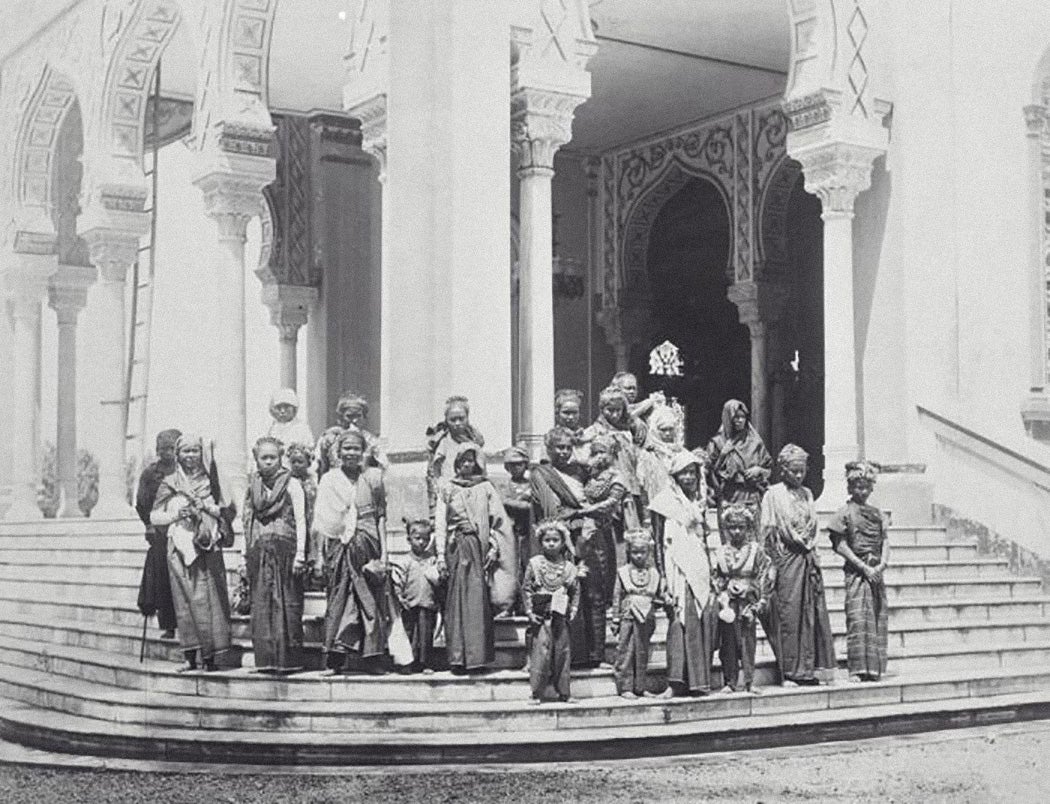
[793,142,883,496]
[261,283,317,391]
[83,228,143,518]
[2,255,55,520]
[728,280,788,447]
[194,165,274,500]
[48,265,96,517]
[1021,105,1050,441]
[512,89,588,454]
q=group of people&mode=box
[134,372,891,704]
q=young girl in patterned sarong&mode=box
[523,520,579,703]
[611,528,669,699]
[286,442,322,591]
[828,461,890,682]
[713,503,772,693]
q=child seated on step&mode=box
[712,503,772,693]
[611,528,671,699]
[523,519,579,703]
[390,519,444,673]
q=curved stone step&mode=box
[2,684,1049,764]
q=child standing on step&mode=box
[391,519,443,673]
[611,528,670,699]
[713,503,772,693]
[828,461,890,682]
[523,520,579,703]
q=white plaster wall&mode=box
[860,1,1050,463]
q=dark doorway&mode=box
[632,177,750,448]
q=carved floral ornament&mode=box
[511,87,586,173]
[599,100,801,314]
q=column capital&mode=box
[345,94,387,177]
[47,265,97,324]
[791,140,885,217]
[727,280,791,331]
[511,87,588,174]
[1024,104,1047,138]
[194,156,276,239]
[82,226,146,282]
[261,282,317,331]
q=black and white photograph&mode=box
[0,0,1048,801]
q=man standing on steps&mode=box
[135,429,181,640]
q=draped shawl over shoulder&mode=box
[648,483,712,620]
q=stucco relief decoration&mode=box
[846,1,870,117]
[17,71,77,225]
[603,101,795,313]
[102,2,180,169]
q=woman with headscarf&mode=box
[554,388,588,466]
[637,402,686,502]
[242,437,307,673]
[315,429,390,673]
[331,392,387,471]
[136,428,181,640]
[583,385,647,522]
[760,444,836,686]
[434,442,511,671]
[150,434,234,671]
[648,451,718,696]
[265,388,314,453]
[705,399,772,511]
[426,395,487,515]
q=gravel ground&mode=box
[2,722,1050,803]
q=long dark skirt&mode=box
[719,611,758,689]
[771,547,836,681]
[323,534,390,658]
[167,543,231,659]
[402,606,438,669]
[569,523,614,667]
[445,530,495,670]
[246,532,304,672]
[665,586,717,693]
[844,569,888,678]
[138,532,176,631]
[528,614,571,699]
[614,614,655,695]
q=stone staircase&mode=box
[0,508,1049,764]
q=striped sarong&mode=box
[843,568,888,678]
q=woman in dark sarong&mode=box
[136,428,181,639]
[828,460,890,681]
[706,399,772,512]
[567,433,627,668]
[150,434,233,672]
[530,427,588,558]
[315,429,390,673]
[761,444,836,685]
[435,442,511,672]
[242,437,307,673]
[523,520,579,702]
[649,451,718,696]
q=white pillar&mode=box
[512,88,589,455]
[1021,105,1050,440]
[262,283,316,391]
[792,142,883,498]
[3,257,55,520]
[728,280,788,448]
[83,229,141,519]
[195,165,274,501]
[48,266,96,518]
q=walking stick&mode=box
[140,615,148,663]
